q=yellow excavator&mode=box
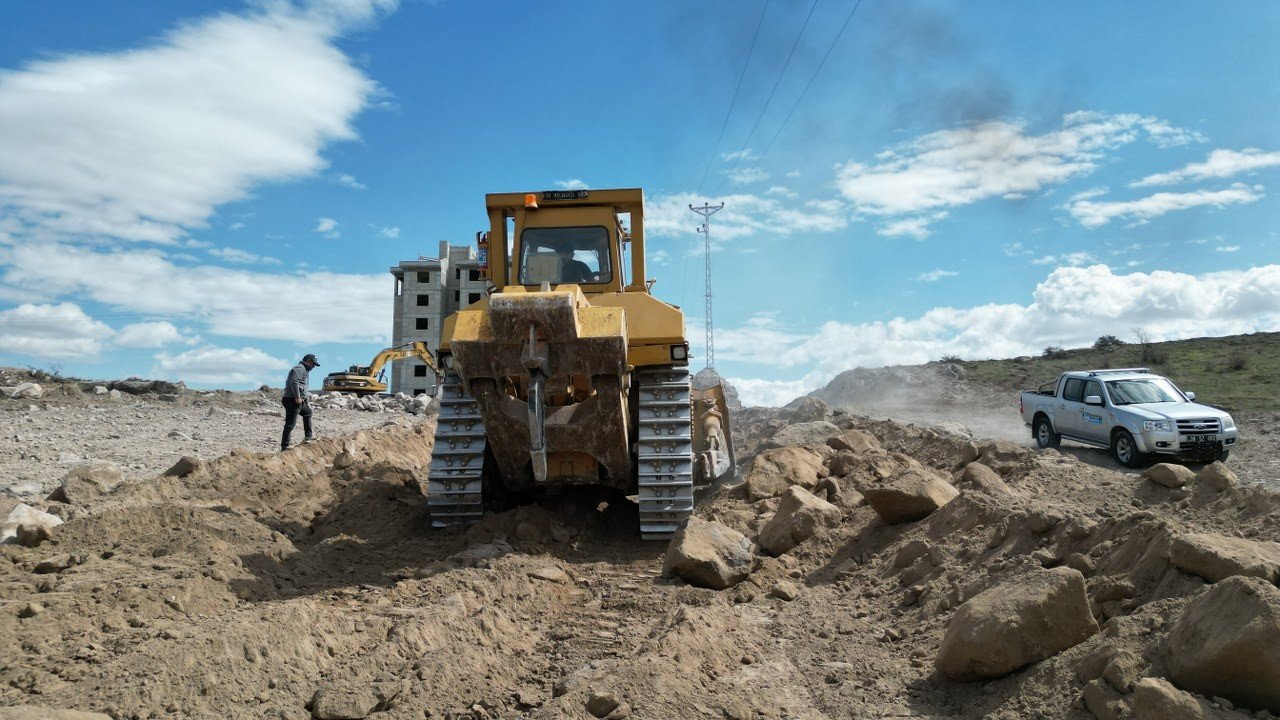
[428,188,734,539]
[322,341,439,395]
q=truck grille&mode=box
[1176,418,1221,435]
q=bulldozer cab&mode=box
[483,189,645,295]
[518,227,612,286]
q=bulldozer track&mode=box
[426,374,486,526]
[635,366,695,540]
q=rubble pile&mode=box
[1,378,1278,719]
[310,391,439,415]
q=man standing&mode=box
[281,353,319,450]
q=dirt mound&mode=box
[3,400,1280,719]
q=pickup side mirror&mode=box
[1184,391,1196,401]
[1084,395,1104,406]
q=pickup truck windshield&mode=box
[1105,378,1183,405]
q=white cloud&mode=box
[880,214,947,239]
[833,112,1202,236]
[553,179,588,190]
[208,246,282,265]
[722,149,756,162]
[1131,148,1280,187]
[315,217,340,238]
[0,243,391,344]
[0,2,389,244]
[649,249,671,265]
[152,345,291,387]
[916,269,958,282]
[1216,245,1240,253]
[646,192,848,242]
[114,321,185,348]
[726,167,768,185]
[1003,241,1033,257]
[0,302,114,358]
[1066,183,1263,228]
[724,263,1280,407]
[334,173,367,190]
[765,186,797,199]
[378,226,400,239]
[1032,251,1096,267]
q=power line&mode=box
[714,0,821,195]
[695,0,771,196]
[748,0,865,172]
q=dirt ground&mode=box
[0,382,410,499]
[2,372,1278,720]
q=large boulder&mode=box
[1195,462,1237,492]
[107,378,185,395]
[958,462,1016,497]
[936,567,1099,681]
[1132,678,1217,720]
[1164,576,1280,713]
[863,467,959,524]
[1144,463,1196,488]
[785,396,829,423]
[1170,532,1280,584]
[163,456,205,478]
[763,421,840,451]
[757,486,842,556]
[825,428,881,455]
[11,382,43,399]
[2,504,64,546]
[744,446,825,501]
[662,518,756,590]
[47,462,124,504]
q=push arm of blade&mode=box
[529,369,547,483]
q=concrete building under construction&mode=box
[388,241,487,396]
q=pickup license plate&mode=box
[1185,434,1218,443]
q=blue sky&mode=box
[1,0,1278,406]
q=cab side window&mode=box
[1084,380,1104,403]
[1062,378,1085,403]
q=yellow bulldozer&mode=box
[322,341,438,395]
[428,188,734,539]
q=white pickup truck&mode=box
[1020,368,1237,467]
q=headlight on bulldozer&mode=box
[441,354,454,370]
[1143,420,1171,432]
[670,344,688,361]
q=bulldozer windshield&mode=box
[518,226,612,286]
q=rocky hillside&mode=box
[3,386,1279,719]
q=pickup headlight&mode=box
[1222,415,1235,430]
[1143,420,1172,432]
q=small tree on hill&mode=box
[1043,346,1068,359]
[1093,335,1124,352]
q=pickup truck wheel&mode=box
[1112,429,1146,468]
[1033,417,1061,449]
[1217,449,1230,462]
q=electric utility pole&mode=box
[688,202,725,369]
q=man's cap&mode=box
[302,353,320,366]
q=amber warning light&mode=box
[524,194,538,209]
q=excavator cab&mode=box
[429,188,735,539]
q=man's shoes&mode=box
[301,436,316,444]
